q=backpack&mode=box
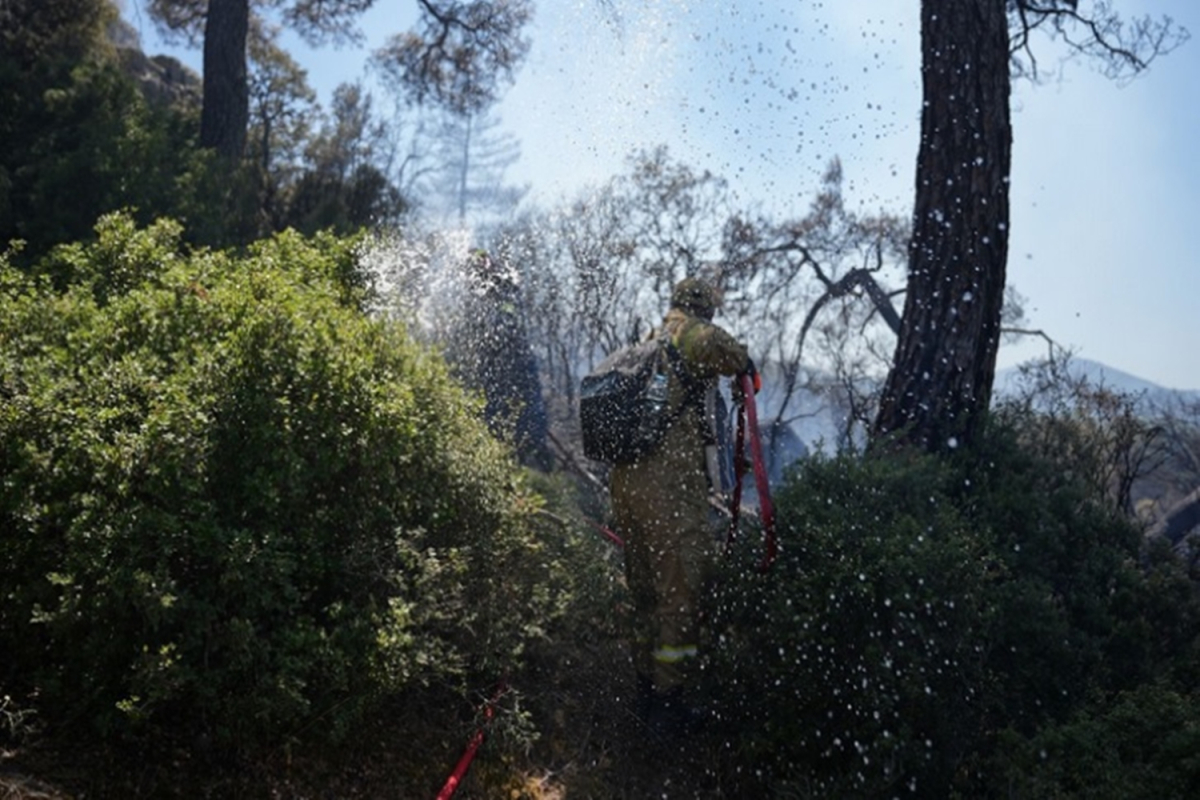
[579,336,685,465]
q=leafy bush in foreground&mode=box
[709,453,994,797]
[990,682,1200,799]
[706,421,1200,798]
[0,213,564,754]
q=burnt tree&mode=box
[153,0,532,161]
[199,0,250,158]
[874,0,1187,452]
[873,0,1011,451]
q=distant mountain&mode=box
[753,357,1198,479]
[743,358,1198,544]
[995,358,1200,412]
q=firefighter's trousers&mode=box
[610,424,717,692]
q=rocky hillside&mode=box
[107,17,200,110]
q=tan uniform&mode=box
[610,308,749,692]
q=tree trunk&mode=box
[873,0,1012,452]
[200,0,250,160]
[458,114,472,224]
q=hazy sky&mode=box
[123,0,1199,390]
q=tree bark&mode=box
[200,0,250,160]
[873,0,1012,451]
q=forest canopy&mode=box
[1,1,1197,797]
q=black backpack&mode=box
[579,336,686,464]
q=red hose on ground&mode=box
[436,684,503,800]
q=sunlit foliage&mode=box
[0,214,569,754]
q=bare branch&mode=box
[1008,0,1190,83]
[373,0,533,115]
[1001,326,1064,362]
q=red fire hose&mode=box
[585,516,625,548]
[727,372,778,572]
[436,683,504,800]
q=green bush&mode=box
[0,213,565,754]
[954,424,1150,734]
[0,50,236,263]
[705,418,1198,798]
[0,0,266,264]
[708,452,994,797]
[991,683,1200,799]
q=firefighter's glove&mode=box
[733,358,761,405]
[749,360,762,394]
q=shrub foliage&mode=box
[0,213,564,753]
[706,423,1200,798]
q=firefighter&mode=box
[459,249,551,469]
[609,276,758,735]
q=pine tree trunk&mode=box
[200,0,250,160]
[873,0,1012,451]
